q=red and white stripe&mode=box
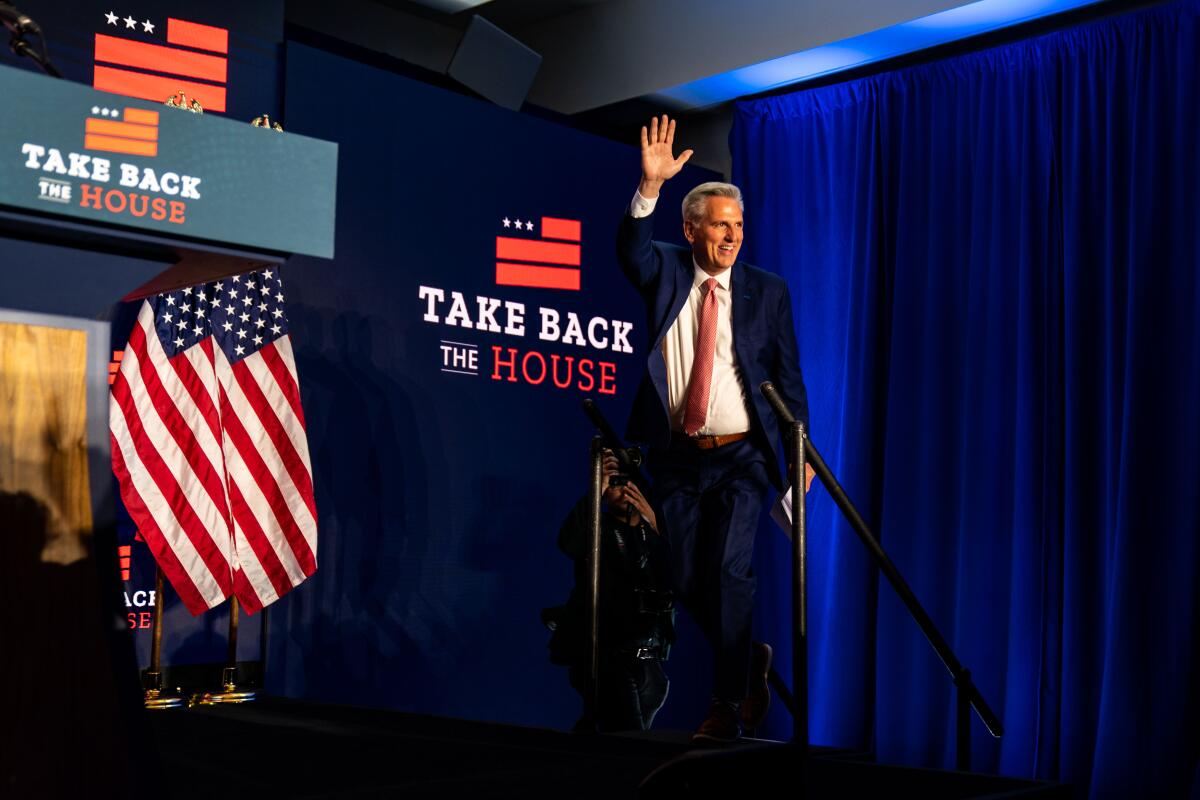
[110,301,317,614]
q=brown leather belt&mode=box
[685,431,750,450]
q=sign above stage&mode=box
[0,64,337,259]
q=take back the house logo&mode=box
[420,214,634,395]
[22,103,202,224]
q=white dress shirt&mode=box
[630,191,752,436]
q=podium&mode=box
[0,62,336,797]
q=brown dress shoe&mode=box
[692,700,743,744]
[740,642,773,731]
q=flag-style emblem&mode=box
[94,15,230,113]
[109,269,317,614]
[85,106,159,157]
[496,216,582,290]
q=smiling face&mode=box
[684,196,744,275]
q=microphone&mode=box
[0,2,40,34]
[759,381,796,426]
[581,399,643,472]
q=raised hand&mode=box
[639,114,694,199]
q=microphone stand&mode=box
[4,4,62,79]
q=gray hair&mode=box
[681,182,744,223]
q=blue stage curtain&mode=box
[731,2,1200,797]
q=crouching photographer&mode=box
[543,450,676,732]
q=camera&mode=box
[609,475,630,487]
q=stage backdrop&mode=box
[267,41,724,729]
[731,1,1200,798]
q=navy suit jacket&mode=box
[616,210,809,491]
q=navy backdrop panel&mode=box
[269,42,721,728]
[732,1,1200,798]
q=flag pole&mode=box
[142,566,183,709]
[201,596,257,703]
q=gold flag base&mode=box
[142,671,184,709]
[193,667,257,704]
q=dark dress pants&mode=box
[651,436,770,704]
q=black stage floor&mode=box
[147,698,1070,799]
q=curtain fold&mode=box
[733,3,1200,797]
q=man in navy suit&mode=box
[617,115,812,742]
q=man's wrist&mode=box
[638,178,664,199]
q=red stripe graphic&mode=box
[495,237,580,266]
[94,33,227,82]
[84,133,157,157]
[167,18,229,54]
[93,66,227,112]
[85,118,159,141]
[541,217,581,242]
[496,262,581,291]
[124,108,159,126]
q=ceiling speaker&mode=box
[447,15,541,111]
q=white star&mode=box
[513,219,523,229]
[214,282,224,292]
[276,292,285,302]
[222,321,233,332]
[234,344,245,356]
[260,284,271,294]
[242,296,252,306]
[271,324,282,335]
[525,220,535,231]
[142,19,154,33]
[258,302,268,312]
[254,318,265,329]
[253,335,263,346]
[236,329,246,339]
[165,295,176,306]
[226,303,238,314]
[176,319,187,330]
[161,313,173,324]
[197,291,206,302]
[502,217,511,228]
[174,337,185,347]
[124,15,136,28]
[195,308,205,319]
[232,275,241,283]
[272,308,283,319]
[239,312,250,323]
[246,280,256,289]
[182,287,192,295]
[180,303,190,314]
[262,270,272,279]
[228,289,238,299]
[92,105,101,114]
[193,325,204,336]
[104,11,118,25]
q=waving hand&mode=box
[639,115,694,199]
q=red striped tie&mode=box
[683,278,719,436]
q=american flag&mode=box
[109,268,317,615]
